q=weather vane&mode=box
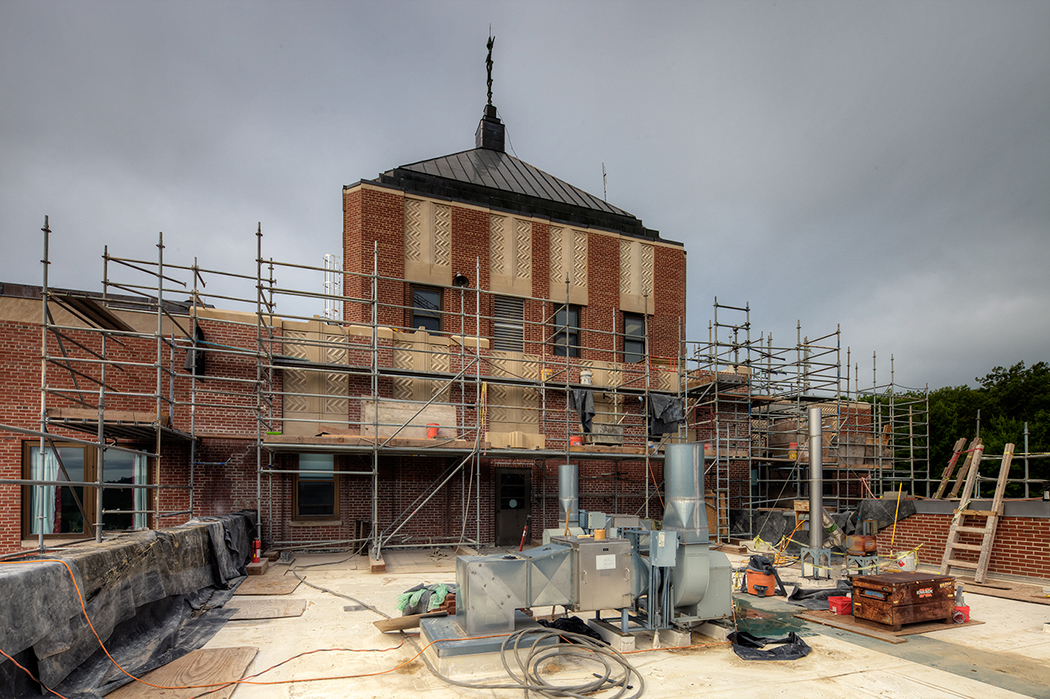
[486,32,495,106]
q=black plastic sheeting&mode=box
[731,504,901,553]
[785,580,854,610]
[853,498,916,532]
[536,616,606,644]
[726,631,812,661]
[0,511,254,698]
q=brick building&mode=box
[0,104,690,556]
[2,106,1043,582]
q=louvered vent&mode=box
[493,296,525,353]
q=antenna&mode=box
[602,163,607,200]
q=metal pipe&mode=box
[559,462,579,527]
[809,406,823,549]
[38,217,50,551]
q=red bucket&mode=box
[953,605,970,623]
[569,436,583,446]
[828,596,852,615]
[426,423,439,439]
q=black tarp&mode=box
[0,511,254,698]
[785,580,853,610]
[647,394,683,438]
[726,631,812,661]
[569,389,595,434]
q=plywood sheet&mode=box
[105,646,257,699]
[796,609,983,641]
[227,598,306,620]
[233,572,300,596]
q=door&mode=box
[494,468,531,547]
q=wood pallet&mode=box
[939,443,1014,584]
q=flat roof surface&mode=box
[202,549,1050,698]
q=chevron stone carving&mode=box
[572,229,587,289]
[284,369,309,414]
[549,227,564,286]
[515,219,532,278]
[404,198,422,262]
[641,243,654,297]
[490,214,506,276]
[434,204,451,267]
[619,239,632,295]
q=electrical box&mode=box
[587,511,608,530]
[552,536,632,612]
[650,529,679,568]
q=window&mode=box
[493,296,525,353]
[411,286,442,332]
[294,454,337,519]
[551,304,581,358]
[623,313,646,364]
[22,441,149,538]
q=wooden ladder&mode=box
[939,443,1014,583]
[932,437,968,499]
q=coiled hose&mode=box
[499,628,645,699]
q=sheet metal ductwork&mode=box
[559,463,579,527]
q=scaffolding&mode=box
[2,221,944,556]
[679,298,935,542]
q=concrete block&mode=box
[695,621,732,641]
[246,559,269,576]
[654,627,691,648]
[586,619,636,652]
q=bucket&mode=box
[788,442,798,460]
[953,605,970,623]
[541,368,554,382]
[569,436,583,447]
[580,369,593,385]
[593,528,606,540]
[426,423,439,439]
[745,570,776,597]
[895,550,917,572]
[828,596,852,615]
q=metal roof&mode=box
[395,148,633,218]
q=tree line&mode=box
[925,361,1049,497]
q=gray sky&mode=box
[2,0,1047,392]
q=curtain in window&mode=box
[31,449,59,534]
[133,454,148,530]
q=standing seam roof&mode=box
[395,148,632,218]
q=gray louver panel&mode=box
[493,296,525,353]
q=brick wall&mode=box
[651,245,686,359]
[878,512,1050,579]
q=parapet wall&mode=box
[0,510,254,694]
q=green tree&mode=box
[928,361,1050,497]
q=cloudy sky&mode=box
[1,0,1047,392]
